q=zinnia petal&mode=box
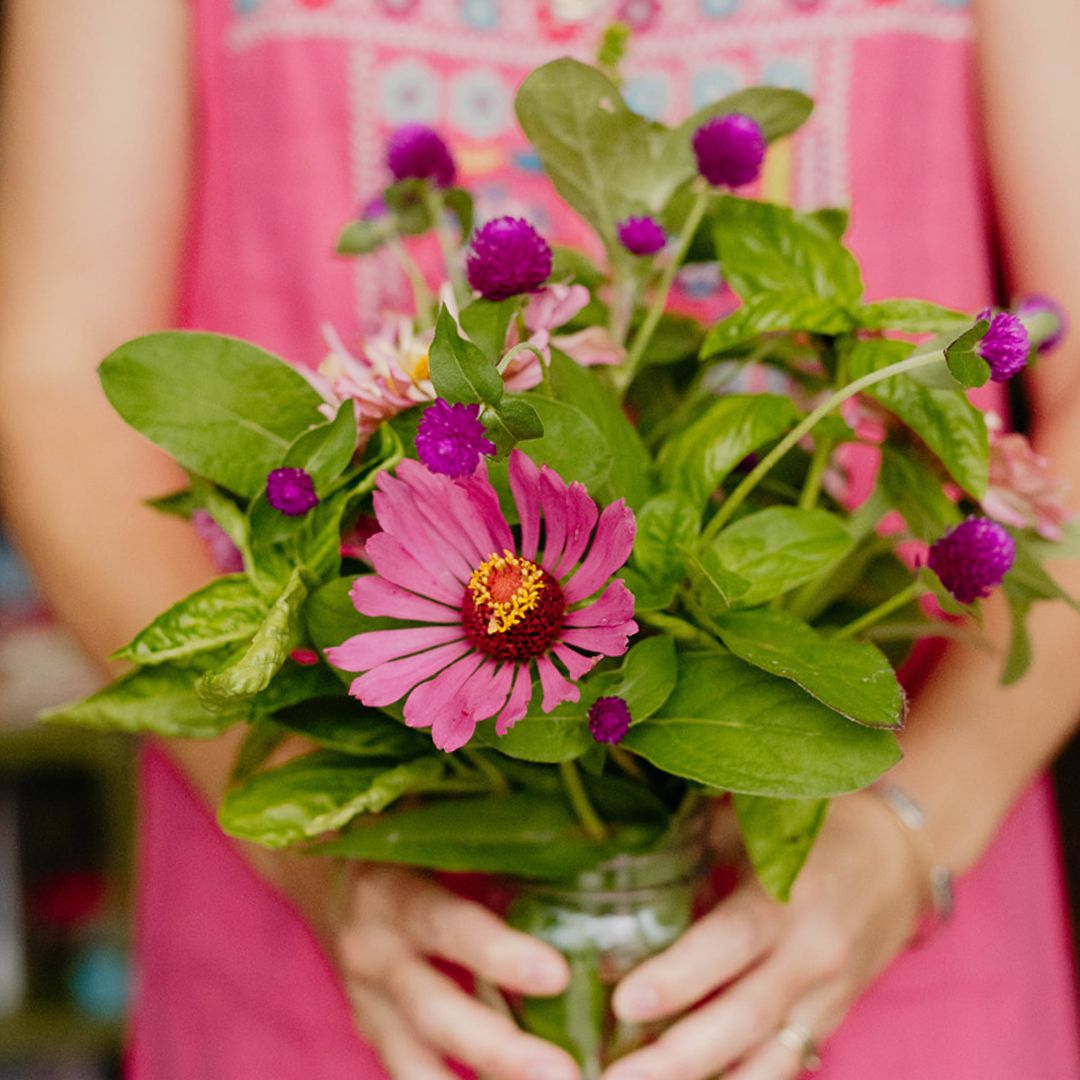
[395,460,494,564]
[350,576,460,623]
[459,474,515,554]
[327,625,464,671]
[348,640,471,707]
[403,653,485,729]
[538,467,570,574]
[564,500,637,603]
[430,660,514,752]
[366,533,462,606]
[536,656,580,712]
[552,643,600,681]
[508,449,542,562]
[553,482,600,578]
[374,477,474,582]
[564,579,636,628]
[559,623,637,658]
[495,664,533,735]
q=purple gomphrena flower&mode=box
[386,124,456,188]
[976,308,1030,383]
[927,517,1016,605]
[617,216,667,256]
[266,467,319,517]
[415,399,496,479]
[588,696,633,745]
[692,113,766,188]
[466,216,553,301]
[1015,293,1068,355]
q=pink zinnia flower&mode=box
[982,430,1072,541]
[326,452,638,752]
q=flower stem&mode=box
[387,237,434,326]
[798,432,835,510]
[703,347,946,541]
[559,760,608,842]
[423,185,468,303]
[831,581,925,640]
[613,185,711,398]
[496,340,547,375]
[610,746,649,785]
[463,748,510,795]
[637,609,722,650]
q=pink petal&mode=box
[459,473,515,554]
[536,655,580,713]
[553,325,626,367]
[509,450,542,562]
[366,533,463,606]
[538,467,570,574]
[396,460,493,566]
[348,640,471,708]
[496,664,534,735]
[326,625,464,671]
[524,284,589,332]
[552,643,600,681]
[351,576,460,623]
[501,352,544,393]
[430,660,515,752]
[565,579,636,628]
[374,477,474,582]
[564,500,636,603]
[559,622,637,658]
[553,482,599,578]
[403,652,485,729]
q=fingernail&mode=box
[616,984,660,1021]
[525,1063,577,1080]
[520,959,567,994]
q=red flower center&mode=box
[461,551,565,661]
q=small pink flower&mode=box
[982,431,1072,541]
[326,452,638,752]
[192,510,243,574]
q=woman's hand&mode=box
[601,793,926,1080]
[334,863,580,1080]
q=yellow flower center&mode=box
[467,550,546,635]
[410,352,430,383]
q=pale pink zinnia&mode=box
[326,451,638,752]
[982,430,1072,541]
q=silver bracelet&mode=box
[871,784,954,929]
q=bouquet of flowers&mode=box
[48,42,1075,1074]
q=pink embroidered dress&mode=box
[131,1,1080,1076]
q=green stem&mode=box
[423,186,468,302]
[831,581,925,640]
[387,237,434,325]
[559,760,608,842]
[613,185,711,398]
[638,609,723,650]
[496,340,547,375]
[703,347,946,541]
[798,433,834,511]
[463,748,510,795]
[609,746,650,785]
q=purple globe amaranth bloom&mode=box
[386,124,456,188]
[1015,293,1068,355]
[415,399,496,479]
[266,467,319,517]
[588,696,632,745]
[466,216,553,301]
[692,113,766,188]
[617,216,667,256]
[976,308,1030,383]
[928,517,1016,605]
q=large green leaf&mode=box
[111,574,267,666]
[658,394,799,509]
[99,332,326,497]
[429,306,504,407]
[317,792,663,878]
[622,652,901,797]
[283,401,359,491]
[507,395,614,493]
[878,446,962,542]
[712,196,863,304]
[701,291,851,357]
[706,507,854,608]
[198,567,308,709]
[674,86,813,151]
[42,656,247,738]
[709,609,905,728]
[631,491,701,597]
[460,297,519,362]
[854,299,969,334]
[548,350,652,508]
[734,793,828,902]
[218,751,446,848]
[847,339,989,498]
[270,697,432,759]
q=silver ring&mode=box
[776,1023,822,1072]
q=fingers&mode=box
[384,954,580,1080]
[346,981,457,1080]
[359,866,569,996]
[611,877,781,1023]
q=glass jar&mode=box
[499,812,710,1079]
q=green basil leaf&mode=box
[271,697,432,759]
[484,397,545,457]
[231,718,289,783]
[283,401,359,491]
[701,291,851,357]
[675,86,813,148]
[316,792,663,878]
[707,507,854,608]
[219,751,446,849]
[878,446,962,542]
[429,305,504,406]
[658,394,799,509]
[855,299,970,334]
[847,339,989,498]
[111,574,268,666]
[633,492,701,585]
[682,543,751,609]
[198,567,308,710]
[460,298,519,362]
[944,319,991,389]
[710,609,905,728]
[336,218,393,255]
[733,794,828,902]
[622,652,901,797]
[549,246,606,289]
[99,332,326,497]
